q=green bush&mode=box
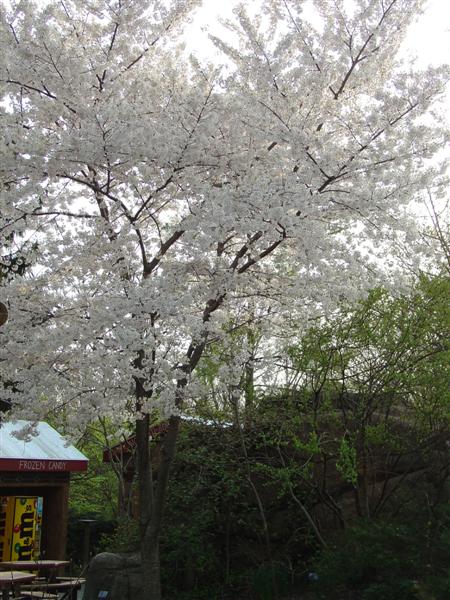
[251,562,292,600]
[98,516,140,554]
[311,507,450,600]
[66,511,116,569]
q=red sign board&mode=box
[0,458,88,472]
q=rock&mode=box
[82,552,142,600]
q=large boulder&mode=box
[82,552,142,600]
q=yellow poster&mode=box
[0,496,43,561]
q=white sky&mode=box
[186,0,450,68]
[403,0,450,66]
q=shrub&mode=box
[311,508,450,600]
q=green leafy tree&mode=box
[284,275,449,520]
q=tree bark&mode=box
[135,295,225,598]
[136,413,181,600]
[141,540,161,600]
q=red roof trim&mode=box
[0,458,88,472]
[103,422,169,463]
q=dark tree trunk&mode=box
[134,293,226,598]
[141,540,161,600]
[136,414,181,600]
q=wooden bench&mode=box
[18,592,58,599]
[21,578,84,600]
[46,578,84,594]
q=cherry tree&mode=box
[0,0,448,597]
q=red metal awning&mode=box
[103,422,169,463]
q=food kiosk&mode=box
[0,421,88,560]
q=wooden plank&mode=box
[43,581,83,590]
[20,592,58,599]
[22,579,83,592]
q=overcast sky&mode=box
[403,0,450,66]
[187,0,450,69]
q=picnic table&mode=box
[0,561,70,580]
[21,576,85,600]
[0,560,83,599]
[0,570,36,600]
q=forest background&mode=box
[68,271,449,600]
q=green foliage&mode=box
[335,436,357,487]
[66,513,116,570]
[99,517,140,554]
[158,421,313,599]
[67,424,121,565]
[292,430,321,455]
[68,276,449,598]
[156,273,449,598]
[312,505,450,600]
[288,277,449,420]
[160,424,239,598]
[283,276,450,520]
[251,563,292,600]
[314,521,419,599]
[69,426,117,520]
